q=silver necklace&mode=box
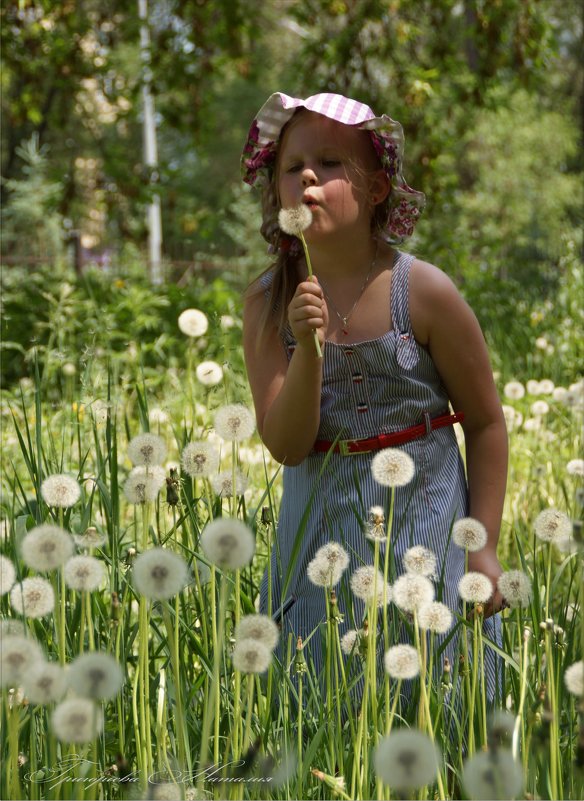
[319,246,378,336]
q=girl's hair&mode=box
[246,109,391,347]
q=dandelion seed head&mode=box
[364,505,386,541]
[123,465,166,504]
[538,379,555,395]
[374,730,441,791]
[567,459,584,477]
[178,308,208,338]
[552,386,569,402]
[195,360,224,387]
[148,783,182,800]
[232,638,272,673]
[21,525,75,571]
[417,601,453,633]
[0,555,16,595]
[564,660,583,697]
[350,566,391,606]
[127,433,167,467]
[210,470,248,498]
[133,548,189,600]
[201,519,255,570]
[340,629,362,655]
[502,405,521,432]
[181,441,220,478]
[234,614,279,651]
[148,407,169,425]
[0,634,44,687]
[89,400,109,425]
[73,526,107,549]
[526,379,541,395]
[214,404,256,442]
[22,661,68,704]
[41,474,81,508]
[403,545,437,577]
[384,644,420,679]
[392,573,434,613]
[69,652,124,700]
[531,400,549,416]
[0,619,26,639]
[458,572,493,604]
[462,749,523,800]
[64,556,106,592]
[307,554,345,588]
[278,205,313,235]
[10,577,55,618]
[51,698,103,743]
[497,571,532,608]
[314,542,350,572]
[503,381,525,400]
[371,448,415,487]
[452,517,488,552]
[534,508,572,543]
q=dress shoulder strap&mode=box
[391,251,419,370]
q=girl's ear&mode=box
[369,170,391,206]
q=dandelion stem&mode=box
[299,232,323,358]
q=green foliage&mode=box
[1,134,65,263]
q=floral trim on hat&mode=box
[240,92,425,245]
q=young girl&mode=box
[241,92,508,690]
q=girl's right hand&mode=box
[288,279,328,349]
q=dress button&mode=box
[357,402,369,414]
[352,372,363,383]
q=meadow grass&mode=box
[0,293,582,801]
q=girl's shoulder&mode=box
[408,258,469,346]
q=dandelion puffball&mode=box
[41,474,81,508]
[195,360,224,387]
[384,644,420,679]
[181,441,220,478]
[178,308,208,337]
[232,638,272,673]
[307,554,345,588]
[22,662,68,705]
[533,508,572,543]
[214,404,256,442]
[234,614,279,651]
[210,470,248,498]
[452,518,488,552]
[567,458,584,477]
[403,545,437,577]
[10,577,55,618]
[0,634,44,688]
[371,448,415,487]
[0,554,16,595]
[51,698,103,743]
[350,566,391,606]
[417,601,453,634]
[340,629,365,656]
[64,555,106,592]
[497,570,532,608]
[503,381,525,400]
[392,573,434,613]
[458,572,493,604]
[201,519,255,570]
[132,548,189,600]
[564,660,583,697]
[127,433,167,467]
[20,525,75,572]
[69,652,124,700]
[278,205,313,236]
[123,465,166,505]
[462,749,523,800]
[374,730,441,791]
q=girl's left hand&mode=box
[467,549,506,619]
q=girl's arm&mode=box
[410,260,509,615]
[243,279,328,465]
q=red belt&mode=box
[313,412,464,456]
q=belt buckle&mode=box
[338,438,371,456]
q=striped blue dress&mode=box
[259,250,501,699]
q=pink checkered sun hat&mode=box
[241,92,425,244]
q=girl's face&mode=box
[276,112,386,241]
